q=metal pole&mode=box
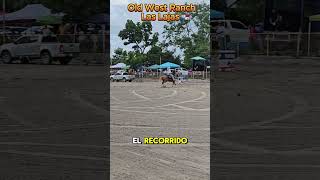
[308,22,311,56]
[297,0,304,57]
[266,34,269,56]
[102,25,106,64]
[2,0,5,44]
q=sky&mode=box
[110,0,209,58]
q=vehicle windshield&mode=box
[123,73,128,75]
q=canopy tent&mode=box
[191,56,207,71]
[111,63,127,69]
[308,14,320,55]
[147,64,160,70]
[310,14,320,22]
[191,56,206,61]
[5,4,51,21]
[159,62,180,69]
[210,10,225,19]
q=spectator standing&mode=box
[255,22,264,52]
[216,22,226,50]
[275,13,283,31]
[42,25,52,36]
[269,9,278,31]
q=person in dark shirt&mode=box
[275,12,283,31]
[269,9,277,31]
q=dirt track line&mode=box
[111,124,210,130]
[111,143,209,147]
[0,150,107,161]
[111,90,178,105]
[0,142,107,149]
[214,163,320,168]
[214,137,320,156]
[132,90,151,100]
[111,105,209,112]
[215,89,309,134]
[65,91,109,118]
[154,92,207,108]
[0,121,108,134]
[110,108,208,115]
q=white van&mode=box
[211,20,249,43]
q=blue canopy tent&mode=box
[159,62,180,69]
[210,10,225,19]
[147,64,160,70]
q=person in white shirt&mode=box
[42,25,52,36]
[216,23,225,50]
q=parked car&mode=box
[21,26,50,35]
[175,68,189,76]
[7,26,28,35]
[110,72,135,82]
[0,35,80,65]
[211,20,249,43]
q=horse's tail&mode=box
[159,76,163,82]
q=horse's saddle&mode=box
[166,75,173,80]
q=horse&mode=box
[160,75,176,86]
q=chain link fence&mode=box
[211,32,320,58]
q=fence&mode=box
[0,33,109,65]
[211,32,320,57]
[129,70,210,80]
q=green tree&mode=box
[212,0,226,11]
[227,0,265,25]
[128,51,147,69]
[146,45,162,65]
[111,48,127,65]
[161,50,181,65]
[162,3,210,68]
[145,44,181,66]
[118,20,159,54]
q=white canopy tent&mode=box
[110,63,127,69]
[4,4,63,21]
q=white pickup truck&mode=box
[110,72,135,82]
[211,20,249,43]
[0,35,80,65]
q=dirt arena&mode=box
[213,57,320,180]
[2,57,320,179]
[110,80,210,180]
[0,64,108,179]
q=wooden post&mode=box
[2,0,5,44]
[266,34,269,56]
[308,22,311,56]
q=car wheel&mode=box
[40,51,52,65]
[2,51,12,64]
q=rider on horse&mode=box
[166,68,176,80]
